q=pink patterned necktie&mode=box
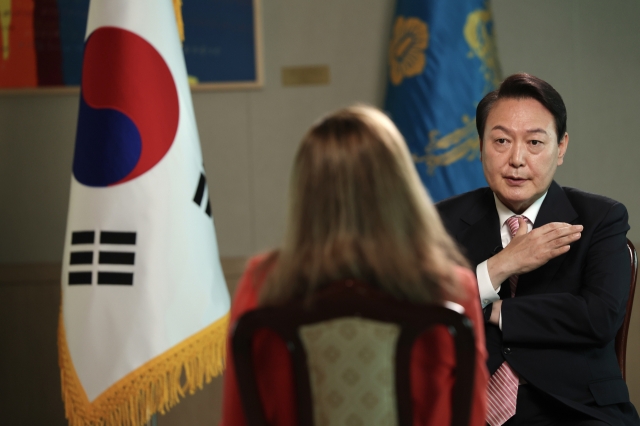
[505,216,525,298]
[486,215,527,426]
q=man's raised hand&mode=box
[487,218,583,289]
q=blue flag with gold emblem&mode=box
[384,0,501,202]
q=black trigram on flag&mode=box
[68,231,136,285]
[193,172,212,217]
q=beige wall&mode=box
[492,0,640,238]
[2,1,640,263]
[0,0,397,262]
[1,0,640,423]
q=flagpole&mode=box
[147,414,157,426]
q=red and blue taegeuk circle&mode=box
[73,27,180,187]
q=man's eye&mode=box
[530,140,542,146]
[496,138,507,144]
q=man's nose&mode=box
[509,142,525,167]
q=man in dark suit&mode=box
[437,73,639,425]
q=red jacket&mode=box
[221,255,488,426]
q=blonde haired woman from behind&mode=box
[220,105,488,426]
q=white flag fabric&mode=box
[58,1,230,425]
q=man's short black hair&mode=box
[476,73,567,142]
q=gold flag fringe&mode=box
[172,0,185,42]
[58,310,229,426]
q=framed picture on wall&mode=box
[0,0,263,93]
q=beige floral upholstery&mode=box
[299,317,401,426]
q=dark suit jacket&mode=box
[437,181,639,425]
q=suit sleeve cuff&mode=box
[477,260,500,308]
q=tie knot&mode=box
[506,215,528,238]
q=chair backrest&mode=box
[615,239,638,381]
[231,281,476,426]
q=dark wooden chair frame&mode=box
[615,239,638,381]
[232,282,476,426]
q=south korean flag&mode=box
[58,1,230,425]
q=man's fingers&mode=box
[548,244,572,259]
[538,230,581,261]
[533,226,581,250]
[503,221,583,276]
[538,222,583,238]
[562,232,582,245]
[545,233,581,252]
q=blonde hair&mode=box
[259,105,468,305]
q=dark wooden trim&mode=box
[616,239,638,381]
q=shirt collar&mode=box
[493,192,548,227]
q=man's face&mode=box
[480,97,568,214]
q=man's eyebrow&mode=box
[490,125,548,135]
[490,125,511,133]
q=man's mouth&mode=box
[504,176,527,185]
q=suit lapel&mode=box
[517,181,578,295]
[458,188,502,268]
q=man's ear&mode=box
[557,133,569,166]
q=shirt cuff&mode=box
[476,260,500,308]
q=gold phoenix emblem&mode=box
[464,9,501,92]
[388,16,428,86]
[413,115,480,174]
[412,8,501,174]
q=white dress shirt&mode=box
[476,192,548,312]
